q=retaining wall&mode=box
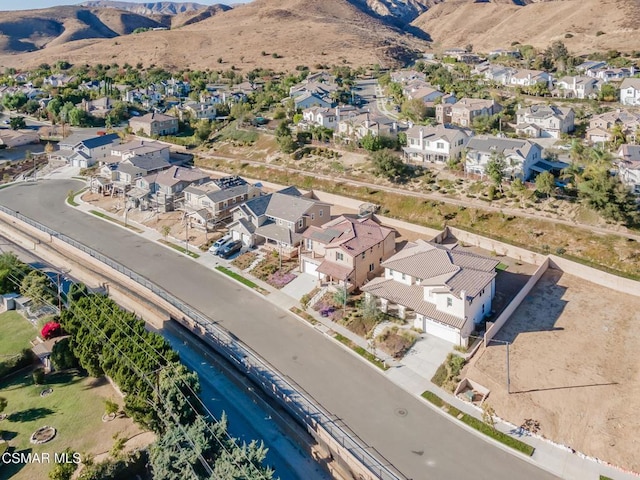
[447,226,548,266]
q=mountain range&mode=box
[0,0,637,71]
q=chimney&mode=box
[336,107,341,123]
[419,127,424,150]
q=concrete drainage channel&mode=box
[0,206,407,480]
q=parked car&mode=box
[208,235,232,255]
[217,240,243,259]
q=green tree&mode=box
[20,270,55,309]
[360,132,382,152]
[0,396,7,414]
[0,252,30,294]
[598,83,618,102]
[485,154,507,192]
[51,338,78,370]
[48,448,78,480]
[400,98,428,122]
[2,92,27,111]
[510,177,527,208]
[195,120,212,142]
[105,399,119,417]
[370,149,405,180]
[157,364,201,426]
[535,171,555,197]
[277,133,297,154]
[9,116,26,130]
[333,285,347,310]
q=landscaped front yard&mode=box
[249,250,297,288]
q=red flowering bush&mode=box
[41,321,62,340]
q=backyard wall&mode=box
[447,226,548,266]
[484,257,550,344]
[549,255,640,298]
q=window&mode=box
[389,269,394,276]
[298,219,304,229]
[447,297,453,307]
[401,273,406,280]
[311,213,315,220]
[369,263,374,272]
[306,239,313,250]
[437,142,444,149]
[482,304,485,313]
[232,197,237,204]
[319,209,323,217]
[361,252,366,259]
[336,252,344,261]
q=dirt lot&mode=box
[466,268,640,472]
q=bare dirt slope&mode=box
[0,0,429,70]
[466,268,640,472]
[0,6,164,53]
[412,0,639,53]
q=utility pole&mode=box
[185,216,189,253]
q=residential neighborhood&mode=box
[0,29,639,480]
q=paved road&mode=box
[0,180,559,480]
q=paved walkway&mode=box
[64,177,638,480]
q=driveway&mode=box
[280,272,318,299]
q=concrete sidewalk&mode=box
[67,183,638,480]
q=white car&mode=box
[208,235,232,255]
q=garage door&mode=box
[423,317,461,345]
[303,260,319,276]
[242,233,252,246]
[231,230,241,241]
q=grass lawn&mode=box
[89,210,143,233]
[158,239,201,258]
[0,311,37,357]
[0,372,146,480]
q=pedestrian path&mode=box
[67,183,638,480]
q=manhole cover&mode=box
[395,408,408,417]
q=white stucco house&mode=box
[402,124,471,165]
[362,240,499,346]
[620,78,640,106]
[617,144,640,195]
[465,136,543,180]
[515,104,574,139]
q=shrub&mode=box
[431,363,448,387]
[33,367,45,385]
[51,338,78,370]
[41,321,62,340]
[596,31,605,36]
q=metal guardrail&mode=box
[0,205,406,480]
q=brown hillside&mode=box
[171,4,232,28]
[412,0,640,54]
[0,6,164,53]
[0,0,429,71]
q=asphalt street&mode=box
[0,179,559,480]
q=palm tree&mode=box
[560,162,584,189]
[569,138,586,164]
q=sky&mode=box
[0,0,251,10]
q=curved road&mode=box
[0,180,558,480]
